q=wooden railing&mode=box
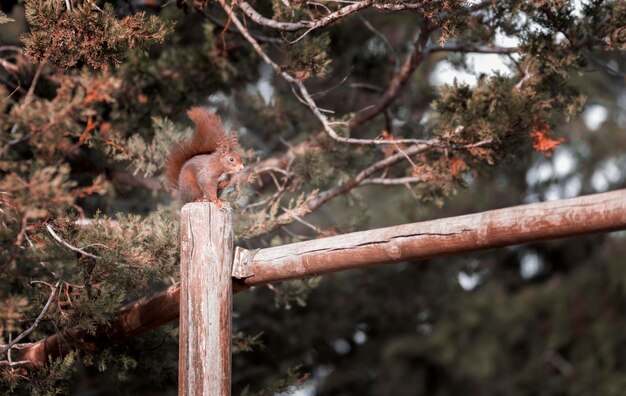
[13,189,626,395]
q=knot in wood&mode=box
[385,243,402,260]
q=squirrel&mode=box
[165,107,244,205]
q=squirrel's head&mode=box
[219,132,244,173]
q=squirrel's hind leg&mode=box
[178,168,204,204]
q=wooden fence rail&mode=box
[232,188,626,288]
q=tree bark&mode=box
[14,189,626,369]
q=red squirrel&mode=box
[165,107,244,205]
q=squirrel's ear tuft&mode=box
[218,136,229,154]
[229,131,239,149]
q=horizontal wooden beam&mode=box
[233,188,626,289]
[15,189,626,368]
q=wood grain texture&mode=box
[234,189,626,289]
[179,203,232,396]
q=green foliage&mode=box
[1,208,179,337]
[271,0,309,23]
[292,149,335,188]
[1,69,122,162]
[283,33,331,80]
[115,117,189,177]
[23,352,78,396]
[272,277,322,309]
[233,331,265,354]
[0,165,78,220]
[419,0,470,40]
[597,0,626,50]
[107,21,257,136]
[432,71,584,165]
[23,0,173,69]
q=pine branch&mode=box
[46,224,99,259]
[237,0,425,32]
[0,279,61,357]
[243,142,436,236]
[218,0,437,147]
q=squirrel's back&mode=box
[165,107,226,188]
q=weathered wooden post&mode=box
[179,203,233,395]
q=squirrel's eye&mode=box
[229,157,234,162]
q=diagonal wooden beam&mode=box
[14,189,626,369]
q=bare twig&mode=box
[0,58,18,73]
[371,3,425,11]
[252,166,290,176]
[309,72,351,98]
[294,77,435,145]
[544,350,574,378]
[238,0,377,32]
[218,0,435,147]
[348,24,432,129]
[361,176,424,185]
[196,7,282,44]
[263,142,434,231]
[360,16,399,71]
[45,224,99,259]
[0,279,61,356]
[0,46,23,53]
[23,60,47,106]
[308,1,332,14]
[349,82,384,93]
[426,43,519,54]
[0,360,33,369]
[6,334,13,371]
[238,0,428,33]
[283,207,322,233]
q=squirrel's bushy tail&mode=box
[165,107,226,188]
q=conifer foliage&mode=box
[1,0,625,394]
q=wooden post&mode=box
[179,203,233,395]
